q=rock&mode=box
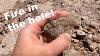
[0,22,4,33]
[97,29,100,33]
[71,33,76,38]
[0,34,3,44]
[37,0,47,3]
[93,35,100,43]
[2,44,6,48]
[89,42,97,51]
[0,14,5,22]
[76,30,86,37]
[87,34,93,41]
[0,38,3,44]
[97,44,100,54]
[73,39,79,43]
[87,27,96,33]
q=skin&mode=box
[11,10,71,56]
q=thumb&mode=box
[46,33,71,55]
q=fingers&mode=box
[36,10,69,28]
[51,10,69,20]
[46,33,71,55]
[25,10,69,34]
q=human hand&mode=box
[12,10,71,56]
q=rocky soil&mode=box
[0,0,100,56]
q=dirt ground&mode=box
[0,0,100,56]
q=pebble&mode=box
[87,34,93,41]
[0,14,5,22]
[89,42,97,51]
[93,35,100,43]
[76,30,86,37]
[37,0,47,3]
[0,38,2,44]
[0,22,4,33]
[71,33,76,38]
[0,34,3,44]
[97,44,100,54]
[97,29,100,33]
[73,39,79,43]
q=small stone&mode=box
[37,0,47,3]
[0,14,5,22]
[87,34,93,41]
[73,39,79,43]
[2,44,6,48]
[87,27,96,33]
[97,44,100,54]
[71,33,76,38]
[76,30,86,37]
[93,35,100,43]
[0,22,4,33]
[0,34,3,44]
[89,42,97,51]
[0,38,3,44]
[97,29,100,33]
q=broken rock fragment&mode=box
[0,22,4,33]
[93,35,100,43]
[76,30,86,37]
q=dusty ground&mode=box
[0,0,100,56]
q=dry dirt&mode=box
[0,0,100,56]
